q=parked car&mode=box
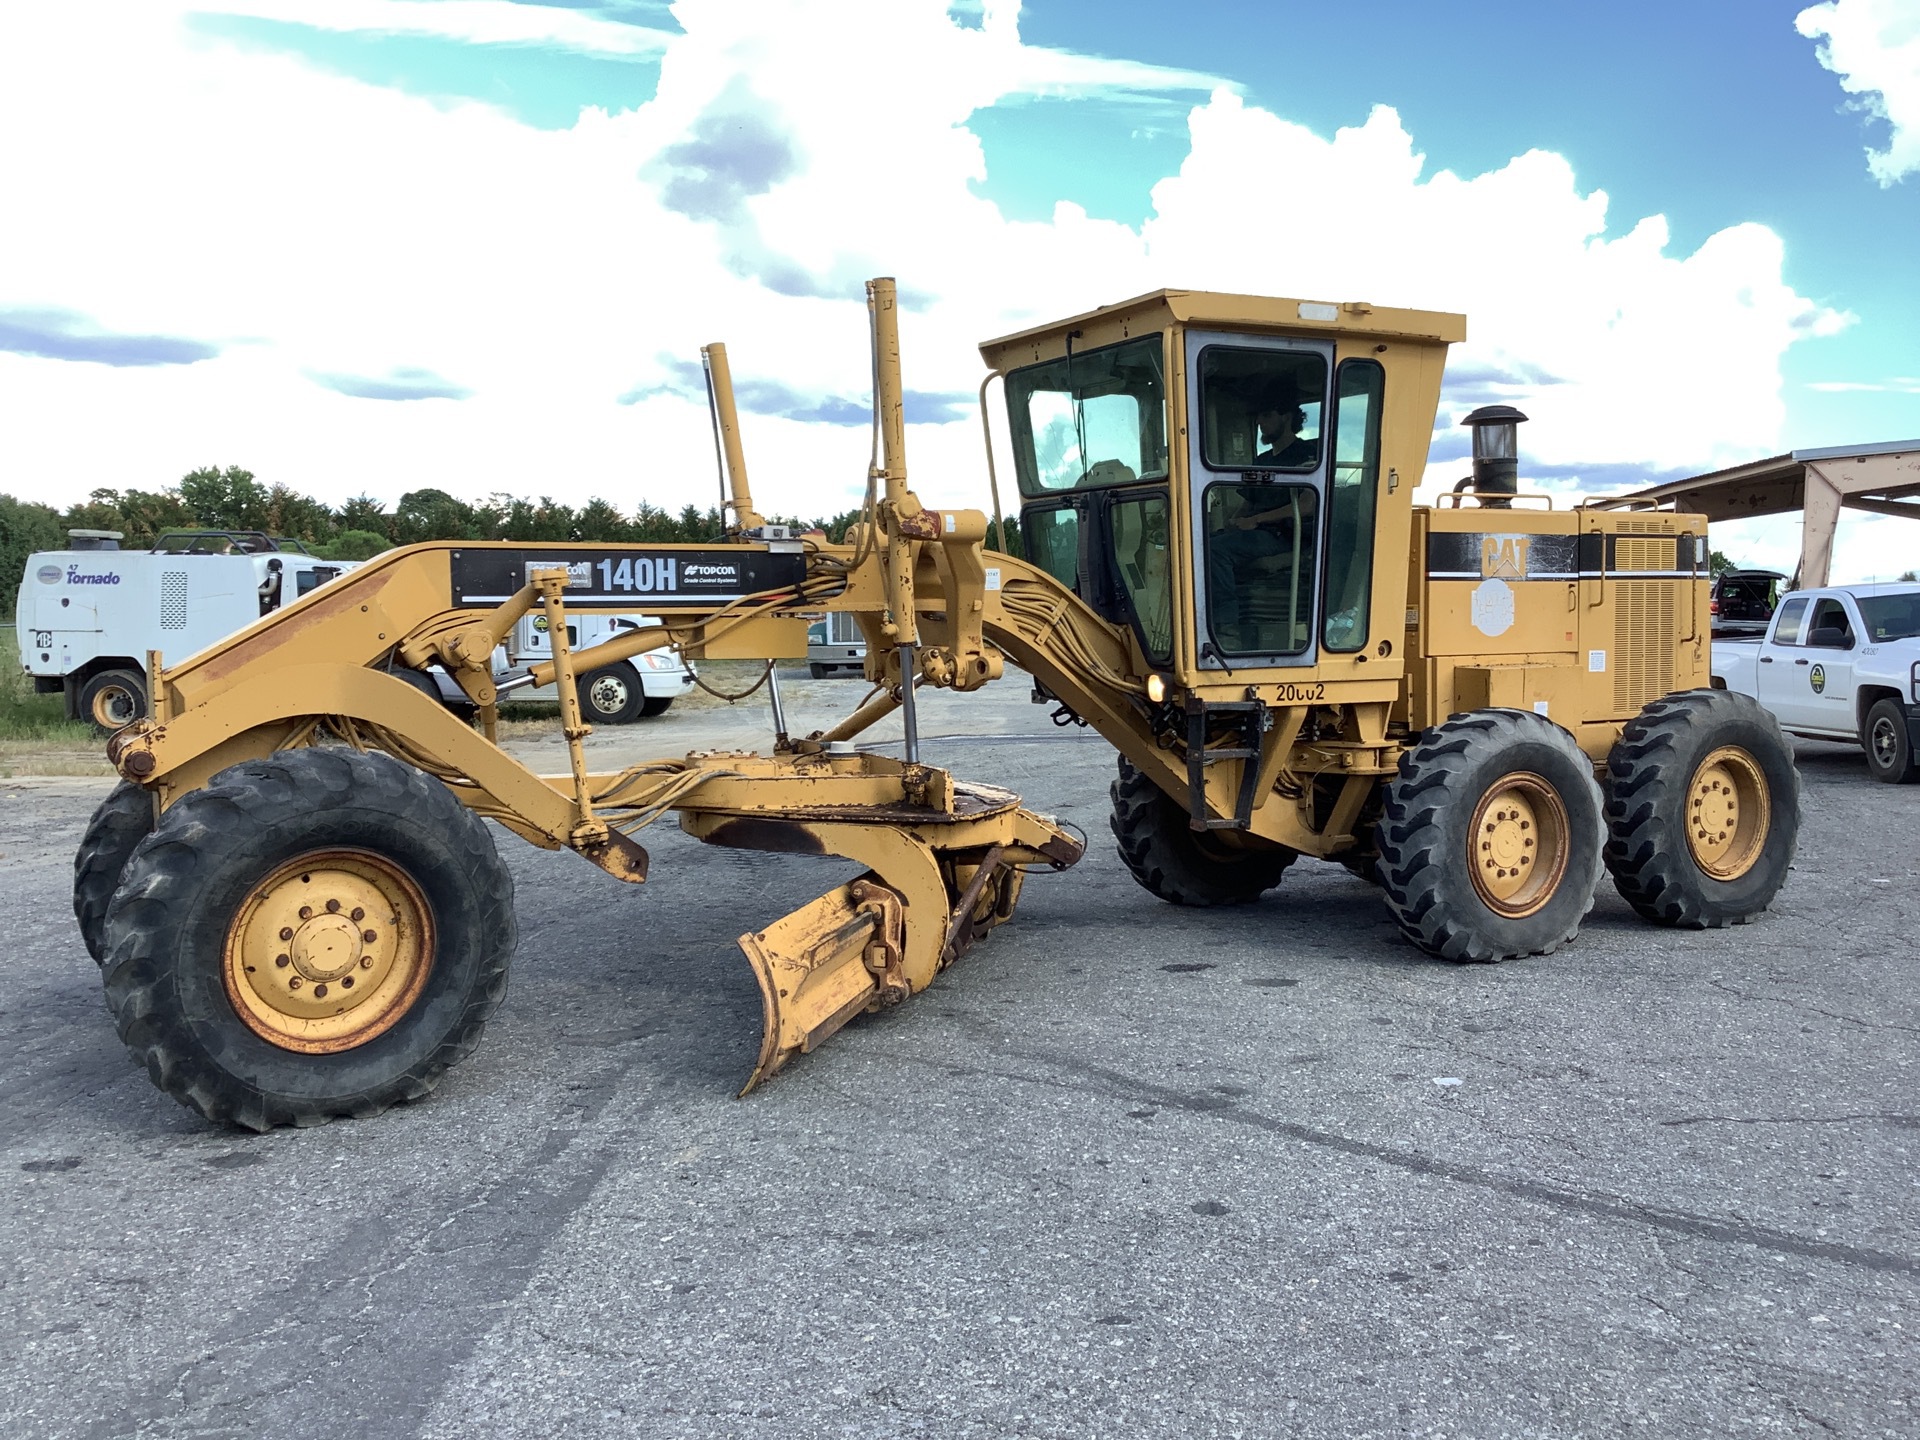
[1709,568,1787,638]
[14,528,357,731]
[1711,581,1920,783]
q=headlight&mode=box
[1911,661,1919,704]
[642,651,680,672]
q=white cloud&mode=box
[187,0,676,57]
[1797,0,1920,185]
[0,0,1853,554]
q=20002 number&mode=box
[1272,682,1326,703]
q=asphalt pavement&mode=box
[1,675,1915,1439]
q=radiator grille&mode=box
[1613,581,1675,712]
[1612,518,1670,535]
[161,571,188,630]
[1614,537,1674,572]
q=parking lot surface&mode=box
[2,675,1915,1438]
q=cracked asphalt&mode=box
[2,674,1915,1438]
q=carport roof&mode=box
[1588,439,1920,522]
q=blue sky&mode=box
[0,0,1914,574]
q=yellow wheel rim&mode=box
[90,683,137,729]
[1684,746,1770,881]
[1467,772,1569,919]
[222,849,434,1054]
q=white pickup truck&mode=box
[1711,581,1920,783]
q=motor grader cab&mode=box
[76,280,1799,1133]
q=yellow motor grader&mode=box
[77,279,1798,1130]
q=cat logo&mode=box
[1479,535,1532,579]
[1810,663,1826,695]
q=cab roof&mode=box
[977,288,1466,372]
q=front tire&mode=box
[1109,756,1296,906]
[80,668,147,734]
[1376,710,1604,961]
[578,662,643,724]
[1604,689,1801,924]
[101,748,516,1131]
[639,695,673,717]
[1863,697,1919,784]
[74,781,153,966]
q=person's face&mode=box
[1258,406,1298,446]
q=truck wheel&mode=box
[639,695,673,718]
[80,668,147,734]
[1604,689,1801,924]
[74,781,154,966]
[808,663,827,679]
[1109,756,1296,906]
[100,748,516,1131]
[1863,697,1919,784]
[578,662,643,724]
[1376,710,1604,962]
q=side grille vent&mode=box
[161,571,188,630]
[1613,581,1675,712]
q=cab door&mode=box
[1184,332,1333,671]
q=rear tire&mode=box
[74,781,153,966]
[1376,710,1604,961]
[80,668,147,734]
[1109,756,1296,906]
[101,748,516,1131]
[1605,689,1801,925]
[1863,697,1918,784]
[578,662,643,724]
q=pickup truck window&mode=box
[1772,596,1809,645]
[1858,594,1920,641]
[1807,598,1855,649]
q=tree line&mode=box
[1,466,1026,613]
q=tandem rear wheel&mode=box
[1376,709,1605,962]
[100,748,517,1131]
[1602,688,1799,925]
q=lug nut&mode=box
[314,984,328,998]
[342,976,354,989]
[326,899,341,913]
[274,954,289,968]
[362,929,377,943]
[350,907,365,922]
[359,956,373,969]
[288,977,302,990]
[299,906,313,920]
[279,927,293,941]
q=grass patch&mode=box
[0,630,112,776]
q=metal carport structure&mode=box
[1588,439,1920,585]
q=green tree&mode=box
[320,529,392,561]
[0,494,66,617]
[263,485,336,544]
[576,497,631,542]
[391,488,479,544]
[115,488,197,548]
[178,466,270,532]
[1708,549,1736,578]
[335,494,392,538]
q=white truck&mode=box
[1711,581,1920,783]
[491,607,695,722]
[15,530,357,731]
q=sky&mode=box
[1,0,1915,577]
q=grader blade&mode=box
[737,875,908,1096]
[682,770,1084,1095]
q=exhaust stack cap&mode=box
[1461,405,1528,498]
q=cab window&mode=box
[1771,596,1809,645]
[1203,483,1319,657]
[1006,337,1167,497]
[1197,347,1327,473]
